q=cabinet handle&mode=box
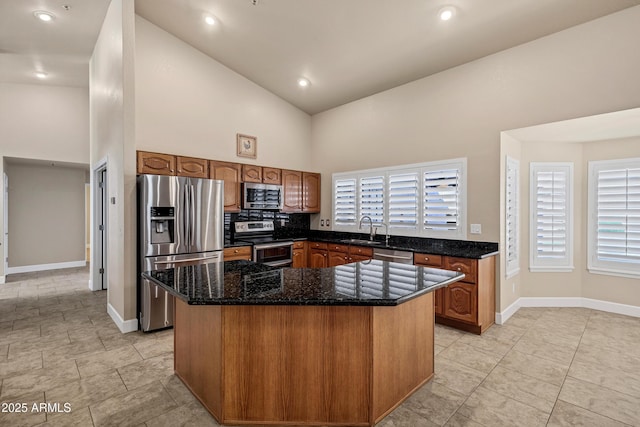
[234,250,239,254]
[457,267,462,271]
[424,257,429,261]
[323,254,327,257]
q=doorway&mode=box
[3,173,8,280]
[92,163,107,291]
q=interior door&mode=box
[98,168,107,290]
[3,173,8,274]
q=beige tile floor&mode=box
[1,267,639,426]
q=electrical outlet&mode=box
[512,282,515,293]
[280,219,286,226]
[320,219,325,227]
[470,224,481,234]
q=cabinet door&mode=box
[443,283,477,323]
[242,164,262,183]
[444,257,477,284]
[302,172,321,213]
[328,251,348,267]
[292,249,306,268]
[282,170,302,212]
[309,249,328,268]
[177,156,208,178]
[210,161,242,212]
[137,151,176,176]
[263,167,282,185]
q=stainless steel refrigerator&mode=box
[138,174,224,331]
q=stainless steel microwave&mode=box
[242,183,283,210]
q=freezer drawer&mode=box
[141,277,174,332]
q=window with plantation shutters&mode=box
[505,157,520,277]
[388,171,419,230]
[530,163,573,272]
[332,158,466,238]
[334,178,357,226]
[588,158,640,278]
[359,175,385,224]
[423,160,466,238]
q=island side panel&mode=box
[372,293,434,424]
[174,299,223,420]
[478,256,496,333]
[222,305,371,426]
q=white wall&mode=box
[6,163,86,268]
[310,6,640,312]
[135,16,312,171]
[90,0,137,331]
[0,82,89,280]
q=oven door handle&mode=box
[253,242,294,250]
[264,260,293,267]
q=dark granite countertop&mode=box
[225,229,498,259]
[143,260,464,306]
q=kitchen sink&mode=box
[340,239,382,246]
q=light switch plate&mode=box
[470,224,481,234]
[320,219,325,227]
[326,219,330,227]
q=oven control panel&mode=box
[234,221,275,234]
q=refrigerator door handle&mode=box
[190,184,196,247]
[184,182,190,247]
[153,253,221,265]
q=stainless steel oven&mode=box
[253,241,294,267]
[231,220,293,267]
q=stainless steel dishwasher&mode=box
[372,248,414,264]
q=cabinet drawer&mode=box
[350,246,373,257]
[413,253,443,267]
[293,241,305,249]
[444,257,477,284]
[328,243,348,253]
[224,246,252,261]
[309,242,327,250]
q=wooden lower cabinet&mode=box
[309,248,328,268]
[414,252,495,334]
[292,241,306,268]
[174,292,435,426]
[223,246,251,261]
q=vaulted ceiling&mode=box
[2,0,639,114]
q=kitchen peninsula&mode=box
[143,260,464,426]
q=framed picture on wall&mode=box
[236,134,257,159]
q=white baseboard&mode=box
[0,275,5,284]
[107,303,138,334]
[87,279,93,291]
[495,299,520,325]
[6,260,86,275]
[496,296,640,324]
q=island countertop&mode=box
[142,259,464,306]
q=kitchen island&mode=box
[143,260,464,426]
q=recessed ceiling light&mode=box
[438,6,456,21]
[297,78,311,88]
[34,71,48,79]
[204,15,216,26]
[33,10,55,22]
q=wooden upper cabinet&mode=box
[282,170,303,212]
[302,172,321,213]
[210,161,242,212]
[242,164,262,183]
[177,156,208,178]
[262,167,282,185]
[137,151,176,176]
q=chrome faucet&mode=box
[378,222,390,246]
[359,215,374,240]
